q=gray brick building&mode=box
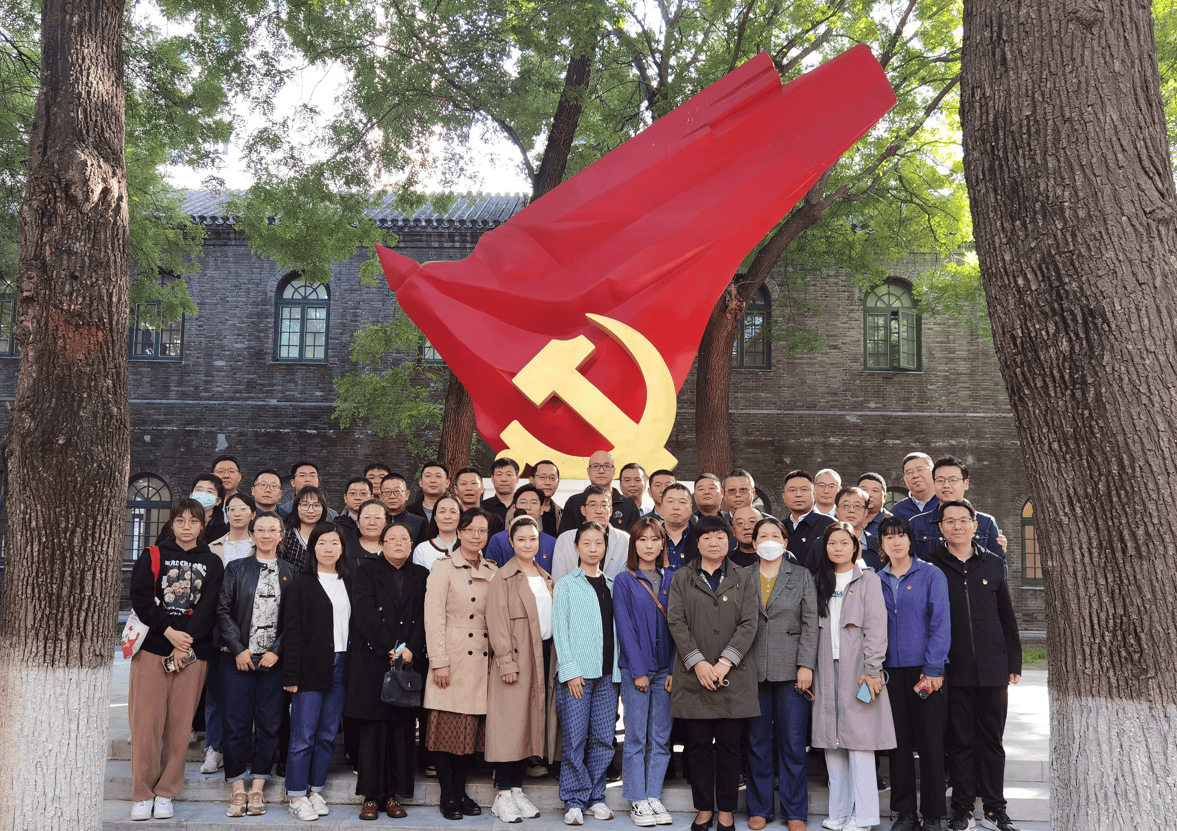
[0,191,1042,633]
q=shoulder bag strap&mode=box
[629,569,668,621]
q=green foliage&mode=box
[333,312,443,455]
[1156,0,1177,161]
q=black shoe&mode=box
[877,775,889,790]
[717,823,734,831]
[947,810,976,830]
[440,799,463,821]
[921,818,946,831]
[979,809,1019,831]
[690,814,714,831]
[459,795,482,816]
[275,761,286,778]
[890,811,920,831]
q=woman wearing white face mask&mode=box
[745,517,818,831]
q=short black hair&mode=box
[937,498,977,521]
[253,468,281,486]
[305,522,348,576]
[491,457,519,474]
[752,516,789,542]
[782,469,813,488]
[533,459,560,478]
[344,476,372,494]
[694,472,721,486]
[363,462,392,477]
[380,520,414,543]
[191,474,225,500]
[512,484,545,506]
[225,492,256,512]
[290,460,319,480]
[933,456,970,480]
[455,466,483,481]
[724,468,756,489]
[381,472,410,489]
[662,482,691,499]
[694,514,734,546]
[419,459,449,479]
[211,455,240,471]
[649,469,676,483]
[876,514,915,563]
[583,484,611,500]
[857,472,887,490]
[619,462,646,476]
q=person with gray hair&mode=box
[813,469,842,518]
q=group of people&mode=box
[126,450,1023,831]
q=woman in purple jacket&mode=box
[877,515,951,831]
[613,517,675,828]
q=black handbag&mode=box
[381,655,423,708]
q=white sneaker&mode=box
[822,821,846,831]
[153,797,174,819]
[200,748,223,774]
[588,802,615,820]
[288,798,319,821]
[493,792,524,823]
[307,792,329,816]
[513,788,541,818]
[630,800,657,827]
[565,807,585,825]
[130,800,152,821]
[646,798,673,826]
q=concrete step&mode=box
[101,800,1053,831]
[103,761,1049,823]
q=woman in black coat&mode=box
[346,521,430,820]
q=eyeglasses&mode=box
[533,474,557,482]
[838,502,867,511]
[254,482,281,491]
[463,528,488,536]
[934,476,964,486]
[940,517,976,528]
[588,463,615,472]
[213,467,238,476]
[784,486,813,494]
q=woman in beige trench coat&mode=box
[423,508,497,821]
[485,516,555,822]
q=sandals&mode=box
[226,791,248,818]
[247,790,266,816]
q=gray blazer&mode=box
[750,558,818,683]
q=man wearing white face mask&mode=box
[746,516,817,831]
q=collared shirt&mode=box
[664,524,693,571]
[788,509,814,532]
[643,506,663,522]
[696,560,727,593]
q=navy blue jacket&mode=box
[879,556,951,676]
[927,543,1021,686]
[785,510,835,573]
[891,494,938,523]
[911,508,1004,561]
[613,568,675,677]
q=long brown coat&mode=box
[485,558,554,762]
[423,554,498,714]
[810,564,896,751]
[667,559,760,720]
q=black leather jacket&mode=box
[216,555,297,657]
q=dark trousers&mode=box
[746,681,811,821]
[343,716,362,767]
[357,717,415,802]
[495,759,526,790]
[277,691,291,764]
[887,666,947,819]
[683,717,743,813]
[947,684,1008,813]
[220,653,285,782]
[434,751,471,803]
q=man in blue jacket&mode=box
[911,456,1006,560]
[928,500,1022,831]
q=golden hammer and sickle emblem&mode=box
[497,314,678,473]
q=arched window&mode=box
[0,277,18,356]
[864,281,920,371]
[1021,498,1041,586]
[275,274,329,362]
[126,474,173,564]
[731,286,771,370]
[885,486,909,511]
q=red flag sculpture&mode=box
[379,46,896,471]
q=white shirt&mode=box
[412,537,454,573]
[528,575,553,640]
[829,570,854,661]
[317,573,351,652]
[222,538,253,565]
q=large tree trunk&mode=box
[436,369,477,475]
[0,0,130,828]
[695,283,743,475]
[961,1,1177,827]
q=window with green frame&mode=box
[731,286,770,370]
[129,302,184,360]
[275,275,329,362]
[1021,498,1042,586]
[863,281,920,371]
[884,486,909,511]
[419,337,445,365]
[125,474,172,564]
[0,279,17,356]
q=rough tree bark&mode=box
[961,1,1177,827]
[437,35,598,470]
[0,0,131,828]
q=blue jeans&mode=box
[204,651,225,752]
[557,676,619,809]
[220,653,285,783]
[620,668,672,802]
[286,653,347,796]
[746,680,811,821]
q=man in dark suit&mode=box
[780,470,834,572]
[380,473,426,546]
[557,450,641,534]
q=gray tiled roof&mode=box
[182,190,527,229]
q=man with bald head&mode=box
[557,450,642,534]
